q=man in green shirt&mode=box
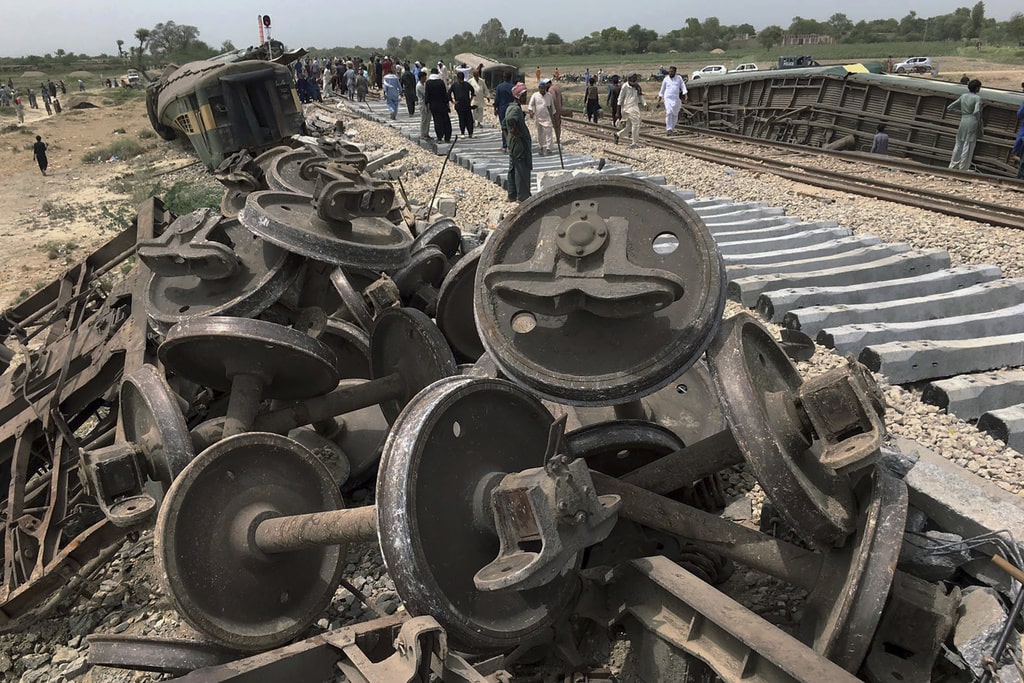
[504,83,533,202]
[947,79,983,171]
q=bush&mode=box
[36,240,78,259]
[41,200,77,221]
[82,137,144,163]
[102,88,146,105]
[161,180,223,215]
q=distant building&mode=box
[781,34,835,46]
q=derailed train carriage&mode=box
[683,64,1024,177]
[146,46,307,171]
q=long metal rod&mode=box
[254,505,377,554]
[609,557,863,683]
[591,471,822,591]
[253,371,405,434]
[979,586,1024,683]
[427,134,458,216]
[619,428,744,495]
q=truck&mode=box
[777,56,820,69]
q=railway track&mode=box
[563,115,1024,230]
[348,98,1024,450]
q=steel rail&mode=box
[563,117,1024,230]
[565,106,1024,192]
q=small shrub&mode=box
[41,200,77,222]
[83,137,145,163]
[99,204,135,232]
[37,240,79,260]
[120,255,136,276]
[102,88,146,105]
[137,128,156,140]
[162,180,223,215]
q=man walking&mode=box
[401,65,417,116]
[449,71,476,138]
[33,135,48,175]
[547,80,564,142]
[504,83,533,202]
[468,66,489,130]
[607,75,622,128]
[614,73,646,149]
[493,73,515,153]
[528,81,555,155]
[382,66,401,120]
[656,66,687,133]
[416,70,431,140]
[424,68,453,143]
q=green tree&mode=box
[897,11,924,39]
[1007,12,1024,43]
[116,39,125,58]
[399,35,416,55]
[789,16,828,35]
[148,21,205,62]
[220,40,236,52]
[758,25,784,49]
[134,28,152,68]
[508,28,527,47]
[544,32,563,45]
[969,1,985,38]
[386,36,400,53]
[626,24,658,53]
[477,18,507,51]
[828,13,853,40]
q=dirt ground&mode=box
[0,91,196,310]
[0,54,1020,312]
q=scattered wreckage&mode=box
[1,127,1022,683]
[683,64,1024,177]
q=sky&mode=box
[3,1,1021,58]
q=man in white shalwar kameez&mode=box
[528,81,555,156]
[657,66,687,132]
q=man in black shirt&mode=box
[33,135,48,176]
[448,71,475,137]
[424,68,453,143]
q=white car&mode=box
[691,65,727,80]
[894,57,932,74]
[730,63,758,73]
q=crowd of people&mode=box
[0,78,69,120]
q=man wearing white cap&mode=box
[528,80,555,156]
[657,66,687,132]
[614,73,646,148]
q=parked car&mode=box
[691,65,727,80]
[125,69,141,87]
[894,57,932,74]
[730,63,758,73]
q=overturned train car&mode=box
[684,65,1024,177]
[146,57,304,170]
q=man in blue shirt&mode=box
[493,73,515,153]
